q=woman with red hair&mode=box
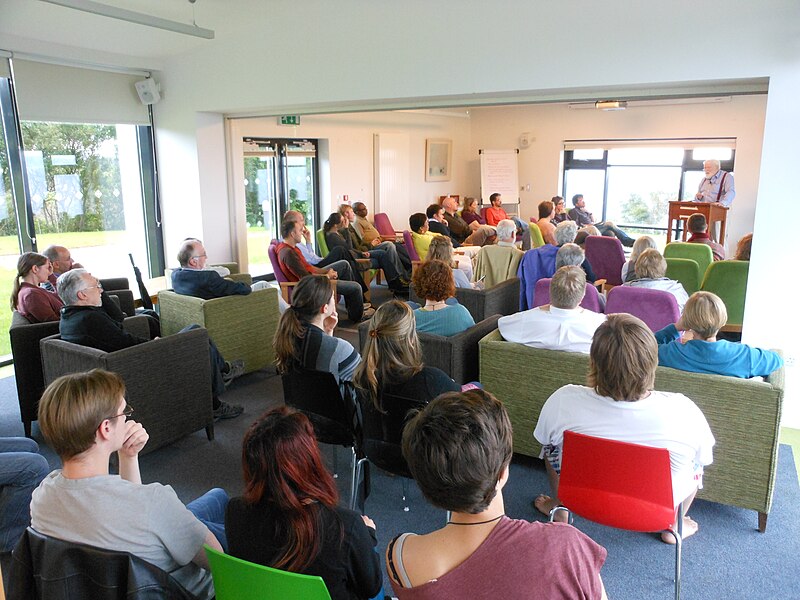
[225,406,383,600]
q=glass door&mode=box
[243,138,319,276]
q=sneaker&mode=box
[222,359,245,387]
[360,307,376,321]
[213,401,244,420]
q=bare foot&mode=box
[533,494,568,522]
[661,516,699,544]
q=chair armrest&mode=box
[226,273,252,285]
[593,278,607,291]
[122,315,152,339]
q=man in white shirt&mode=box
[498,265,605,354]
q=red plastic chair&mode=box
[532,278,604,313]
[552,430,684,600]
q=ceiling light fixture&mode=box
[595,100,627,111]
[40,0,215,39]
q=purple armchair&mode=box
[605,286,680,332]
[374,213,403,241]
[585,236,626,290]
[533,278,605,313]
[403,230,420,261]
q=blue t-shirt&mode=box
[414,303,475,337]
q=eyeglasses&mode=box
[192,254,208,259]
[80,282,103,292]
[106,404,134,422]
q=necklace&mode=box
[446,514,504,526]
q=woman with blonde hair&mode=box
[654,290,782,378]
[354,300,459,412]
[621,235,656,282]
[11,252,64,323]
[425,235,478,289]
[624,248,689,311]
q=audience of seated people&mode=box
[621,235,657,283]
[226,406,383,600]
[735,233,752,261]
[276,218,372,322]
[686,213,726,261]
[354,300,460,412]
[534,314,716,544]
[623,248,689,311]
[411,259,475,336]
[425,235,479,289]
[473,219,524,288]
[11,252,63,323]
[568,194,635,247]
[323,212,410,294]
[518,220,579,309]
[31,369,228,599]
[535,200,558,246]
[655,291,783,378]
[388,389,608,599]
[345,203,413,272]
[57,268,244,419]
[499,266,606,354]
[274,274,361,397]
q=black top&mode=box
[427,220,461,248]
[381,366,459,405]
[225,500,382,600]
[60,305,147,352]
[325,230,364,261]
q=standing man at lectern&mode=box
[695,159,735,207]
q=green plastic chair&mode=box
[665,257,702,295]
[700,260,749,331]
[316,228,330,257]
[664,242,713,280]
[205,545,332,600]
[528,222,545,248]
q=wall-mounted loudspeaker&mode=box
[135,78,161,105]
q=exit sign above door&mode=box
[278,115,300,126]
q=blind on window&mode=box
[563,138,736,151]
[13,59,150,125]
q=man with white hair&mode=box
[498,266,606,354]
[695,159,735,207]
[473,219,524,288]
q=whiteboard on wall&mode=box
[374,133,410,227]
[479,149,519,204]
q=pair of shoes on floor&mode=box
[222,359,245,387]
[213,400,244,420]
[387,278,410,294]
[360,307,376,321]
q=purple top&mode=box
[461,211,485,226]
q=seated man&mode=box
[58,269,243,419]
[0,438,49,557]
[498,266,605,354]
[339,204,411,277]
[686,213,726,261]
[484,193,527,234]
[275,219,373,322]
[426,203,461,247]
[534,314,715,544]
[41,245,84,291]
[441,196,478,244]
[473,219,524,288]
[31,369,228,600]
[516,223,564,310]
[556,241,597,284]
[388,389,608,599]
[568,194,635,247]
[655,291,783,378]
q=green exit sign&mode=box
[278,115,300,126]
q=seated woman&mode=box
[426,235,480,289]
[226,406,383,600]
[655,291,783,378]
[535,200,557,246]
[623,248,689,311]
[621,235,656,282]
[274,275,360,393]
[534,314,715,543]
[735,232,752,261]
[354,300,459,412]
[324,212,409,293]
[411,260,475,336]
[460,197,485,227]
[11,252,64,323]
[387,389,608,599]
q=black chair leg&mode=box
[205,423,215,441]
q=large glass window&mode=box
[0,95,19,356]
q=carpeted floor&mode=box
[2,367,798,599]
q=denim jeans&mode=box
[0,438,50,552]
[180,324,227,406]
[186,487,229,552]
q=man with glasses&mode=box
[30,369,227,599]
[57,269,243,420]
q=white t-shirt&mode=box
[31,471,213,599]
[533,385,715,505]
[498,306,606,354]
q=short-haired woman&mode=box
[425,235,479,289]
[226,406,383,600]
[274,275,360,393]
[624,248,689,311]
[411,260,475,336]
[11,252,63,323]
[387,389,608,599]
[534,314,715,543]
[655,291,783,378]
[621,235,657,282]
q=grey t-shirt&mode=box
[31,471,213,599]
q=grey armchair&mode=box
[410,278,520,323]
[40,326,214,454]
[359,314,500,385]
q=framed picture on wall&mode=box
[425,138,452,182]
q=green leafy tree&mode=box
[621,193,650,224]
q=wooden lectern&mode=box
[667,201,728,243]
